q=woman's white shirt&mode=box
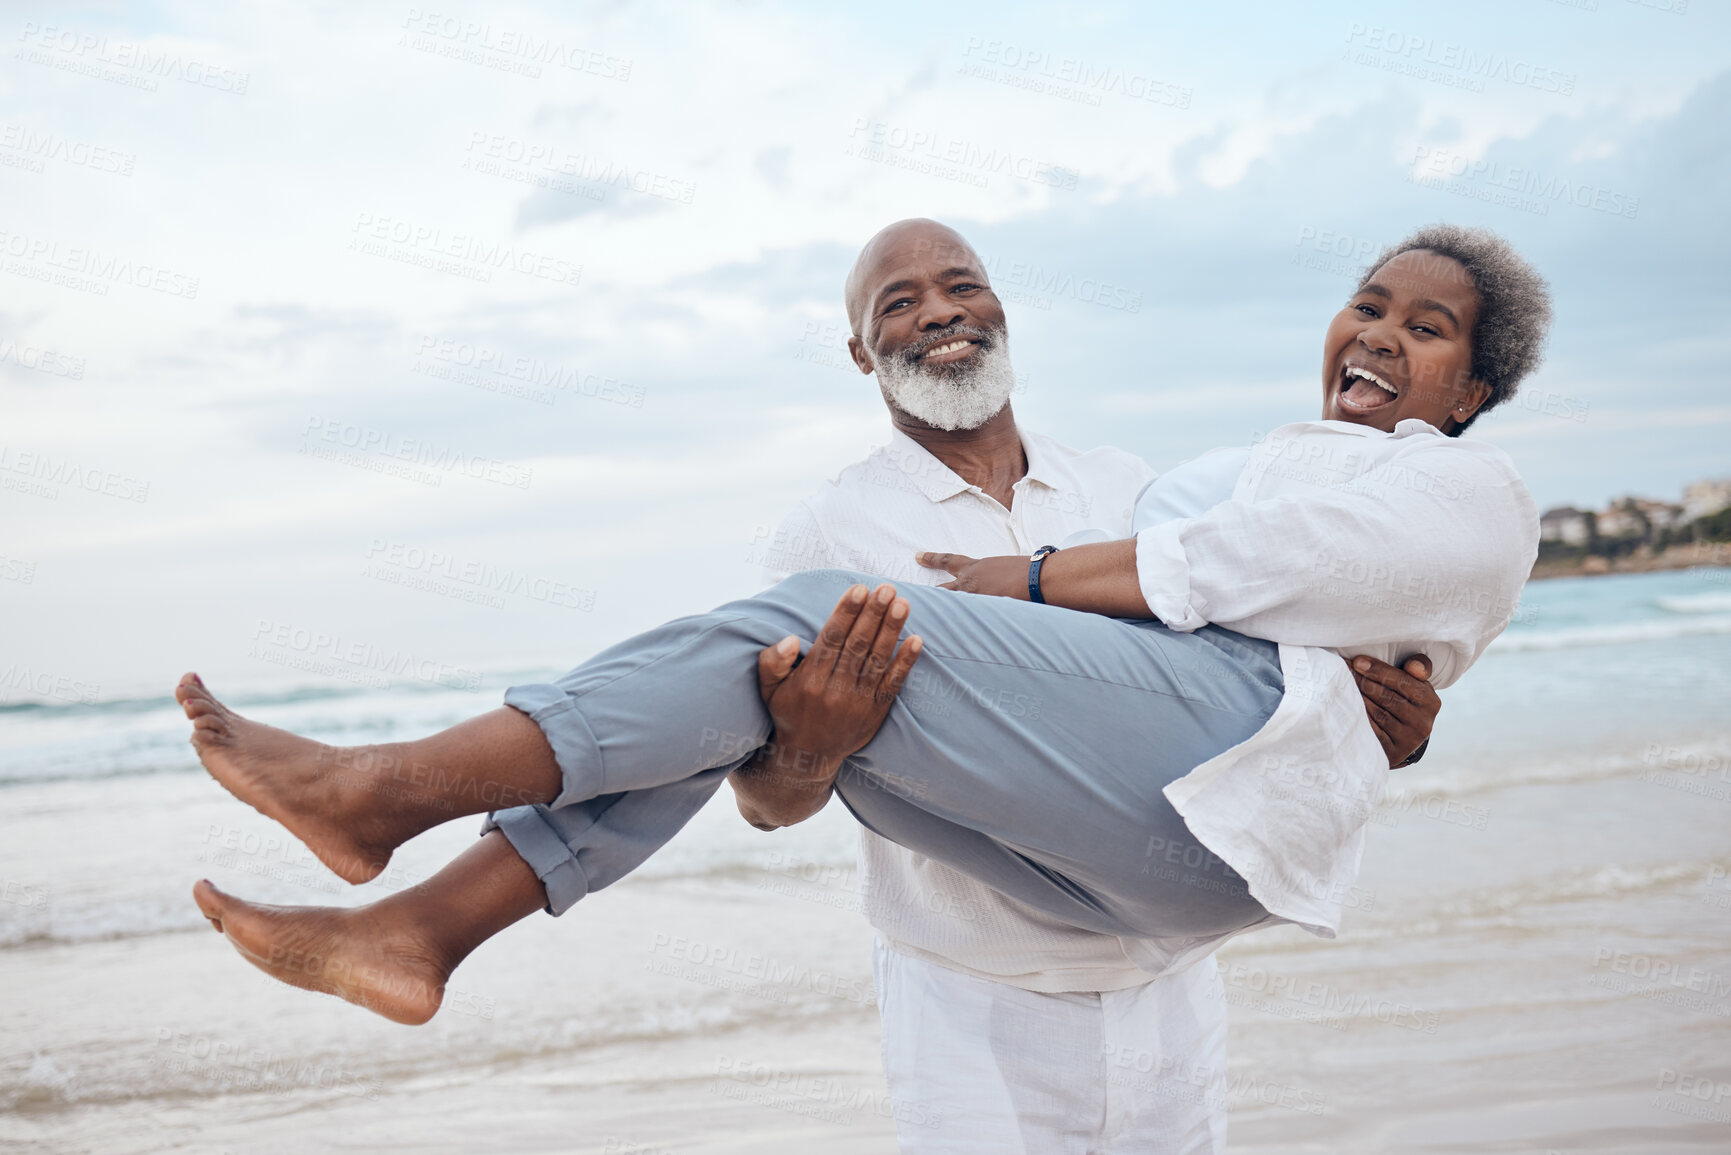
[1119,419,1538,974]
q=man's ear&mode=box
[847,334,874,376]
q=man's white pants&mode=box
[874,942,1228,1154]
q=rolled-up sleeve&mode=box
[1133,440,1536,689]
[1134,518,1205,630]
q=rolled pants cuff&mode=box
[484,804,590,916]
[484,680,610,917]
[503,681,608,809]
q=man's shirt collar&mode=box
[880,426,1059,504]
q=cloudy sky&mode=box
[4,0,1727,697]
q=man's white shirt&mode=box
[762,426,1164,992]
[763,426,1240,1152]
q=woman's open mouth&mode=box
[1337,363,1401,413]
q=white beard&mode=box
[875,337,1017,431]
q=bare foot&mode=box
[176,672,420,884]
[193,880,450,1025]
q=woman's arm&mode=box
[921,441,1534,691]
[916,541,1151,618]
[919,545,1443,768]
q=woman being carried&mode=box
[178,224,1547,1024]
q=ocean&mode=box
[3,568,1729,1152]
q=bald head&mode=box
[839,218,1014,432]
[844,218,985,337]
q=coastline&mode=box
[1529,541,1731,582]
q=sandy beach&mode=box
[4,568,1730,1152]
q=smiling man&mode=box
[169,218,1484,1154]
[732,218,1443,1153]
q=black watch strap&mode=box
[1397,737,1429,768]
[1028,546,1059,605]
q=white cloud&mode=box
[3,0,1727,691]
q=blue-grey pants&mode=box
[487,570,1283,940]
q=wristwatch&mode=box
[1027,545,1059,604]
[1397,738,1428,767]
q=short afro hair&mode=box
[1357,224,1553,434]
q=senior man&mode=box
[730,218,1440,1153]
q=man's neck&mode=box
[891,405,1027,510]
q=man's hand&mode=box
[1350,654,1439,769]
[729,583,924,831]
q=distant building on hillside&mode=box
[1597,497,1686,540]
[1539,507,1593,547]
[1595,500,1644,539]
[1635,498,1689,531]
[1536,476,1731,573]
[1683,478,1731,521]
